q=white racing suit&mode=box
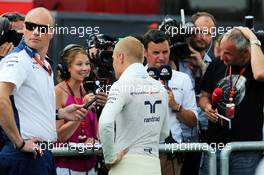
[99,63,169,175]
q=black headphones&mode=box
[57,44,85,80]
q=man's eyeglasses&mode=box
[25,21,50,34]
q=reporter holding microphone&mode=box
[143,29,198,175]
[99,36,169,175]
[55,44,98,175]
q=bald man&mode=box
[0,7,87,175]
[99,36,169,175]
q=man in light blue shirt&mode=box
[176,12,216,175]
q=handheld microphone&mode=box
[211,87,223,110]
[147,67,159,80]
[159,64,172,89]
[83,98,96,109]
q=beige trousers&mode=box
[109,154,161,175]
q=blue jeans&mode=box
[199,148,262,175]
[0,142,56,175]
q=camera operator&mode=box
[159,12,216,175]
[0,42,13,60]
[177,12,216,175]
[87,34,115,80]
[85,34,116,109]
[187,12,216,75]
[0,12,25,60]
[0,17,14,59]
[2,12,25,33]
[173,12,216,95]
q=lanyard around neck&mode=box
[65,81,88,141]
[65,81,83,104]
[228,65,247,100]
[33,56,52,76]
[24,45,52,76]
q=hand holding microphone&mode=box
[147,65,172,89]
[148,65,176,109]
[203,87,223,123]
[211,87,223,110]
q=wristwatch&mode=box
[250,39,261,47]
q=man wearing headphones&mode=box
[99,36,169,175]
[0,7,87,175]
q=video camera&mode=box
[244,16,264,49]
[83,34,116,93]
[87,34,115,78]
[159,11,195,60]
[0,13,24,46]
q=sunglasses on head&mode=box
[25,21,50,33]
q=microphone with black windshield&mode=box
[159,65,172,89]
[147,67,160,80]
